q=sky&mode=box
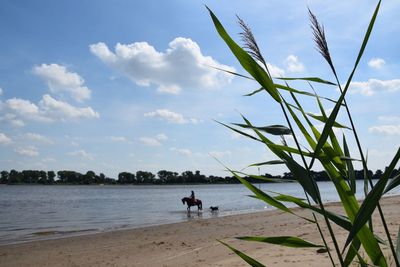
[0,0,399,178]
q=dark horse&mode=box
[181,197,202,211]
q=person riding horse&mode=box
[182,190,202,211]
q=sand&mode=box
[0,196,399,267]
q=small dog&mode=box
[209,206,219,211]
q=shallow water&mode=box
[0,181,398,245]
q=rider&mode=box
[190,190,195,202]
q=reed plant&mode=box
[207,1,400,266]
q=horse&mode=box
[181,197,202,211]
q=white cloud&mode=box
[0,113,26,127]
[156,133,168,141]
[15,146,39,157]
[0,133,12,145]
[170,147,193,157]
[33,63,91,102]
[348,79,400,96]
[6,98,39,116]
[39,94,99,120]
[368,58,385,69]
[0,87,3,96]
[139,133,168,146]
[369,125,400,135]
[1,95,99,125]
[90,37,234,94]
[139,137,162,146]
[110,136,127,142]
[67,149,94,160]
[285,55,305,73]
[267,63,285,77]
[144,109,196,124]
[157,85,180,94]
[24,133,53,144]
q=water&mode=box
[0,181,398,245]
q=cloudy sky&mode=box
[1,0,399,178]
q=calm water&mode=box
[0,181,398,245]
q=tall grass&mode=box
[207,1,400,266]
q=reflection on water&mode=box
[0,181,398,245]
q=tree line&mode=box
[0,168,397,185]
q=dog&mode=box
[209,206,219,211]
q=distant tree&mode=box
[8,169,21,184]
[47,171,56,184]
[136,171,155,183]
[98,173,106,183]
[373,169,383,180]
[181,171,195,183]
[0,170,9,184]
[83,171,96,184]
[194,170,206,183]
[118,172,135,184]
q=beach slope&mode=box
[1,196,399,266]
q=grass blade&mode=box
[217,240,266,267]
[237,236,323,248]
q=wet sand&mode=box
[1,196,399,266]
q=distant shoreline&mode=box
[1,168,389,185]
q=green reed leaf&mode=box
[248,160,285,167]
[244,87,264,96]
[245,175,292,183]
[239,114,321,203]
[210,65,254,80]
[273,192,352,230]
[237,236,323,248]
[230,171,292,213]
[343,135,356,194]
[384,172,400,194]
[277,77,336,85]
[207,7,281,103]
[233,123,292,135]
[275,83,339,104]
[308,113,351,130]
[340,156,361,162]
[215,120,260,142]
[217,240,266,267]
[344,237,361,267]
[343,147,400,251]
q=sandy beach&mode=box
[1,196,399,267]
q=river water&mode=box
[0,181,398,245]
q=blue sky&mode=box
[1,0,399,178]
